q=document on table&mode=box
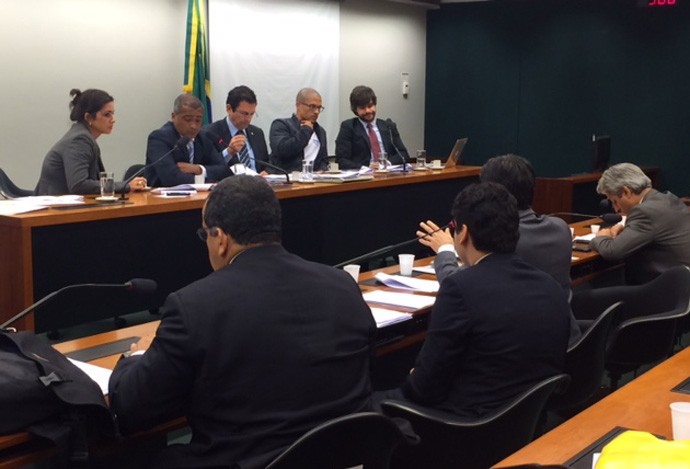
[370,307,413,328]
[0,200,48,215]
[412,264,436,275]
[68,358,112,395]
[374,273,439,293]
[363,290,435,309]
[573,233,596,243]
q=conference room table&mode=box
[0,220,617,468]
[0,166,481,332]
[496,344,690,467]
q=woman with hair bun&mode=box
[35,89,147,195]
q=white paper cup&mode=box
[590,224,601,235]
[431,160,442,169]
[398,254,415,276]
[670,402,690,440]
[343,264,360,282]
[194,174,205,184]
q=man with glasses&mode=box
[204,85,269,173]
[335,85,409,170]
[109,175,376,469]
[269,88,329,172]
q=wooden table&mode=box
[496,345,690,467]
[0,166,480,332]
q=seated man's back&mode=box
[109,176,375,469]
[404,253,569,416]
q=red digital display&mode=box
[648,0,676,6]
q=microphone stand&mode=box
[386,119,407,174]
[333,223,450,269]
[119,137,191,201]
[1,282,136,330]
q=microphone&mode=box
[235,155,293,185]
[119,136,191,200]
[385,118,407,174]
[1,279,158,330]
[547,212,623,227]
[333,223,450,269]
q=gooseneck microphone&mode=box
[385,118,407,174]
[1,279,158,330]
[333,223,450,269]
[547,212,623,226]
[207,132,292,185]
[119,136,191,200]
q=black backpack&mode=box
[0,330,116,466]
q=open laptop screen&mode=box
[444,138,468,168]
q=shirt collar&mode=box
[226,116,241,136]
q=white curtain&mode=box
[209,0,340,153]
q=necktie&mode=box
[186,141,195,163]
[236,130,250,167]
[367,123,382,161]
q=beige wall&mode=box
[0,0,427,189]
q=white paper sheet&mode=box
[370,307,413,328]
[374,273,439,293]
[363,290,435,309]
[68,358,112,395]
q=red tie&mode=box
[367,123,382,160]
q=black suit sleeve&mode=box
[382,120,410,166]
[109,292,195,434]
[402,279,470,405]
[335,121,363,170]
[269,119,312,165]
[146,131,194,186]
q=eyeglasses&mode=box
[196,226,217,242]
[449,219,457,236]
[234,110,257,118]
[300,102,325,112]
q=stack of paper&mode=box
[573,233,596,243]
[363,290,436,309]
[370,307,413,328]
[374,273,439,293]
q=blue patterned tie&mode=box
[237,131,250,167]
[186,140,194,163]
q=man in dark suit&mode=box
[417,154,581,345]
[591,162,690,285]
[269,88,329,173]
[380,182,569,417]
[109,175,375,469]
[335,85,409,169]
[145,94,231,187]
[203,85,269,172]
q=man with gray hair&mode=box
[591,162,690,284]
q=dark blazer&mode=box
[203,118,269,168]
[145,121,230,187]
[590,189,690,285]
[269,115,328,172]
[35,122,128,195]
[433,209,582,345]
[335,117,410,169]
[403,253,569,417]
[109,244,375,469]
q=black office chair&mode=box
[0,168,33,198]
[571,266,690,389]
[123,164,145,181]
[380,374,570,469]
[265,412,412,469]
[547,301,622,420]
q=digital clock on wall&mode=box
[638,0,678,7]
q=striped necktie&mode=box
[236,130,250,167]
[186,140,195,163]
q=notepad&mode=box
[374,273,439,293]
[370,307,413,328]
[363,290,435,309]
[574,233,597,243]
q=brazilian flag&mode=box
[183,0,212,124]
